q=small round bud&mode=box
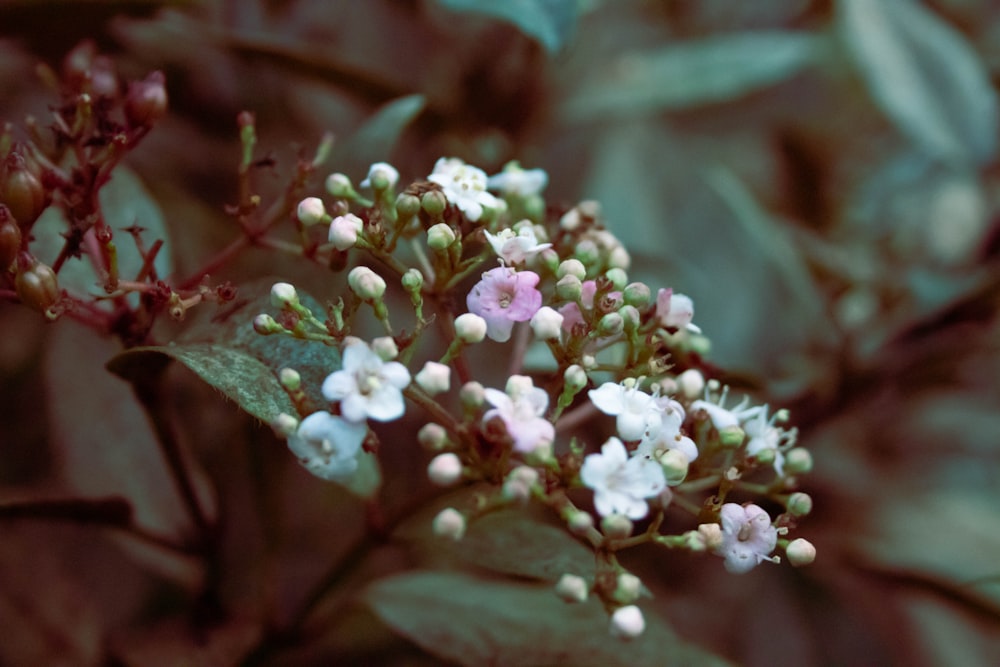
[557,258,586,280]
[559,208,582,231]
[328,213,363,250]
[785,538,816,567]
[426,222,456,250]
[608,246,631,270]
[347,266,387,300]
[396,193,421,218]
[622,282,650,309]
[596,312,624,337]
[529,306,564,340]
[508,465,539,487]
[502,477,532,502]
[556,274,583,302]
[271,412,299,438]
[417,422,449,451]
[657,449,689,485]
[253,313,282,335]
[427,453,463,486]
[270,282,298,308]
[786,492,813,517]
[752,447,776,466]
[718,425,746,448]
[605,268,627,291]
[601,514,633,540]
[610,605,645,640]
[783,447,813,475]
[371,336,399,360]
[454,313,487,344]
[567,510,594,535]
[581,354,598,371]
[2,154,46,227]
[415,361,451,395]
[676,369,705,399]
[574,240,599,266]
[432,507,466,540]
[401,268,424,292]
[697,523,723,551]
[361,162,398,190]
[0,207,22,269]
[613,573,642,605]
[459,381,485,409]
[325,173,356,198]
[618,305,640,331]
[539,247,560,274]
[421,189,448,216]
[279,367,301,391]
[297,197,327,226]
[554,574,589,604]
[15,259,60,314]
[124,71,168,127]
[563,364,588,393]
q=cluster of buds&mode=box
[260,156,815,638]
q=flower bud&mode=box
[658,448,689,485]
[325,173,357,198]
[415,361,451,395]
[574,240,599,266]
[347,266,386,300]
[253,313,282,335]
[785,538,816,567]
[459,381,485,409]
[786,492,813,517]
[539,247,560,274]
[401,268,424,292]
[271,412,299,438]
[418,422,449,451]
[567,510,594,535]
[426,222,456,250]
[596,312,624,337]
[421,189,448,216]
[297,197,327,226]
[752,447,776,466]
[279,367,301,391]
[608,246,631,270]
[2,153,46,227]
[432,507,466,540]
[610,605,645,640]
[556,274,582,302]
[124,71,168,127]
[454,313,487,344]
[554,574,589,604]
[697,523,723,551]
[0,206,22,269]
[15,259,60,314]
[783,447,813,475]
[622,282,650,309]
[613,573,642,605]
[581,354,597,370]
[676,369,705,399]
[371,336,399,360]
[559,207,581,230]
[563,364,587,394]
[605,268,627,291]
[718,425,746,448]
[361,162,398,190]
[619,305,640,331]
[601,514,633,540]
[427,453,463,486]
[557,258,586,280]
[270,282,298,308]
[529,306,563,340]
[396,192,421,219]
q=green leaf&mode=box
[367,571,732,667]
[435,0,578,54]
[561,31,821,121]
[839,0,999,164]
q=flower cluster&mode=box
[259,156,815,640]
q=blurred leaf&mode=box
[561,31,821,121]
[32,166,173,303]
[839,0,999,164]
[367,571,732,667]
[338,94,426,177]
[435,0,578,54]
[448,510,594,581]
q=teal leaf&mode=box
[839,0,999,164]
[561,31,821,121]
[367,571,733,667]
[435,0,578,54]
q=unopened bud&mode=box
[427,453,463,486]
[348,266,386,300]
[556,274,582,302]
[610,605,645,640]
[2,153,46,227]
[279,367,301,391]
[371,336,399,360]
[575,240,599,266]
[459,381,485,409]
[426,222,456,250]
[454,313,487,344]
[622,282,650,309]
[415,361,451,395]
[676,369,705,399]
[253,313,282,335]
[15,259,59,314]
[657,448,689,485]
[619,305,640,331]
[718,425,746,448]
[297,197,326,226]
[271,412,299,438]
[557,258,586,280]
[329,213,362,250]
[361,162,398,190]
[325,173,357,198]
[0,206,22,269]
[783,447,813,475]
[608,246,631,270]
[401,268,424,292]
[605,268,627,291]
[124,71,168,127]
[432,507,466,540]
[554,574,589,603]
[785,538,816,567]
[530,306,563,340]
[613,573,642,605]
[418,422,449,451]
[396,193,421,218]
[270,282,298,308]
[601,514,633,540]
[563,364,587,393]
[786,492,813,517]
[421,189,448,216]
[567,510,594,535]
[596,312,624,337]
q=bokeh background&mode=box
[2,1,1000,665]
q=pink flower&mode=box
[655,288,700,333]
[714,503,779,573]
[466,267,542,342]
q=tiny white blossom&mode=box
[715,503,779,574]
[427,157,500,222]
[742,404,797,476]
[360,161,399,189]
[487,162,548,197]
[483,375,554,454]
[655,289,701,333]
[484,225,552,264]
[321,342,411,422]
[286,411,367,481]
[690,385,760,431]
[580,437,666,520]
[588,381,662,442]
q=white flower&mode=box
[654,289,701,333]
[321,342,411,422]
[638,396,698,463]
[483,375,554,454]
[742,405,797,476]
[360,161,399,189]
[580,437,666,519]
[484,225,552,264]
[588,381,662,442]
[714,503,779,574]
[286,411,367,481]
[690,385,760,431]
[487,162,548,197]
[427,157,500,222]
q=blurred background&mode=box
[2,0,1000,665]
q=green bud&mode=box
[785,538,816,567]
[657,449,689,485]
[619,305,640,331]
[278,367,301,391]
[563,364,588,393]
[605,268,627,291]
[554,573,589,604]
[325,173,357,199]
[783,447,813,475]
[786,492,813,517]
[718,425,745,448]
[596,312,624,337]
[401,268,424,292]
[396,192,421,219]
[567,510,594,535]
[556,274,582,302]
[557,259,586,280]
[15,258,59,314]
[612,573,642,605]
[622,282,651,309]
[427,222,456,250]
[601,514,633,540]
[421,189,448,216]
[417,422,449,451]
[459,381,485,409]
